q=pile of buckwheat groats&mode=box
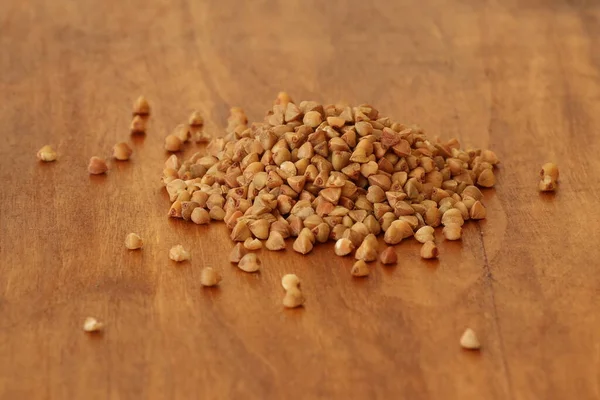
[160,91,500,286]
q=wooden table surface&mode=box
[2,0,600,399]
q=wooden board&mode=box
[1,0,600,398]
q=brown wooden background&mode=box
[1,0,600,399]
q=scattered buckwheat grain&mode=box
[460,328,481,350]
[238,253,261,272]
[88,156,108,175]
[283,287,305,308]
[133,95,150,116]
[230,243,247,263]
[379,247,397,265]
[113,142,133,161]
[540,162,559,182]
[164,134,183,152]
[538,175,558,192]
[125,233,143,250]
[281,273,304,308]
[420,241,438,259]
[281,274,300,290]
[351,260,370,277]
[200,267,222,287]
[188,110,204,127]
[169,245,191,262]
[130,115,147,134]
[83,317,104,333]
[37,145,57,162]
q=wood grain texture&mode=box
[1,0,600,399]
